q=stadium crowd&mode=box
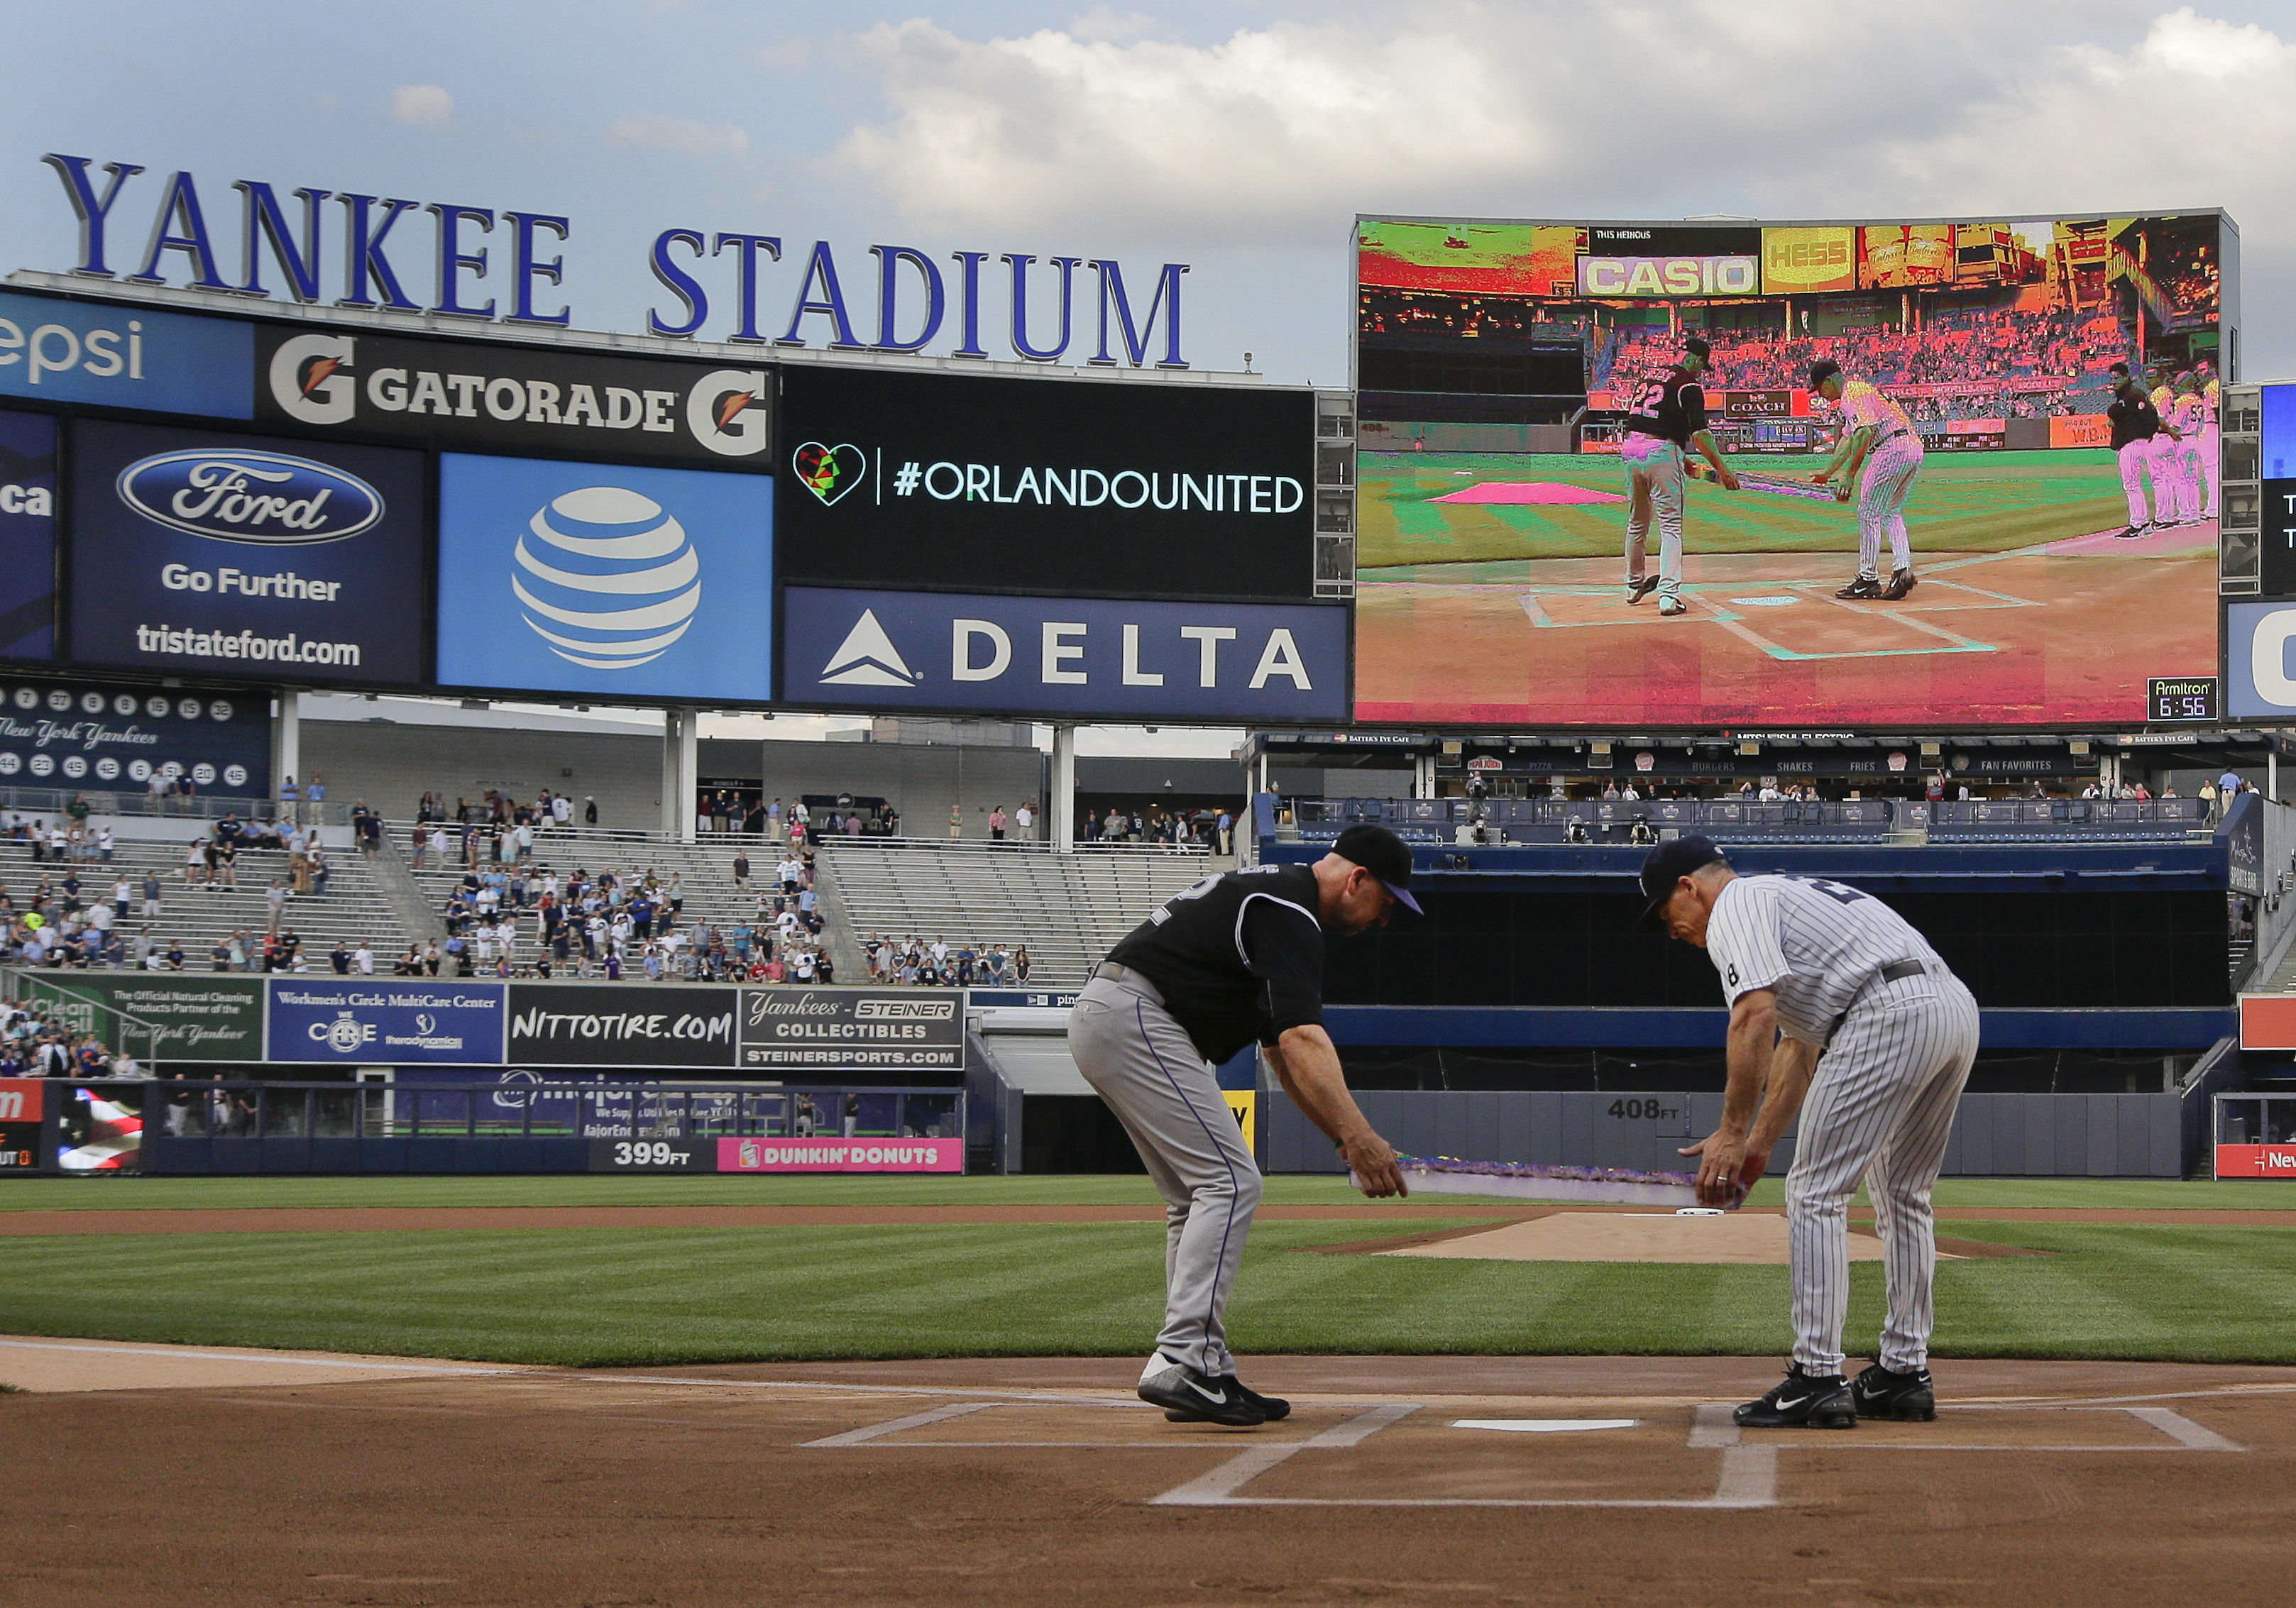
[0,999,136,1078]
[863,935,1030,987]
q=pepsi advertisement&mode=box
[0,289,251,417]
[65,420,427,684]
[0,409,57,659]
[779,585,1349,722]
[775,365,1317,603]
[434,453,773,700]
[265,980,508,1066]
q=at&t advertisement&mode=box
[66,420,428,685]
[435,453,772,701]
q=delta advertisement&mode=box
[265,980,509,1065]
[0,676,268,797]
[66,420,428,685]
[0,409,55,659]
[1354,211,2230,729]
[435,453,773,702]
[779,586,1349,722]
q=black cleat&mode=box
[1851,1362,1937,1422]
[1835,576,1883,600]
[1232,1380,1290,1421]
[1141,1358,1267,1426]
[1882,568,1918,601]
[1627,576,1662,605]
[1734,1364,1857,1430]
[2112,525,2146,539]
[1659,595,1688,617]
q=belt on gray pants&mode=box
[1828,959,1930,1042]
[1091,960,1162,1001]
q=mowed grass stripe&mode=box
[7,1174,2296,1213]
[9,1218,2296,1367]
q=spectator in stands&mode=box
[583,796,598,827]
[308,775,326,816]
[1014,945,1031,984]
[989,804,1008,843]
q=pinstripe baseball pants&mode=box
[1786,974,1979,1376]
[1068,971,1261,1377]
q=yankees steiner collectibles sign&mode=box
[740,989,966,1071]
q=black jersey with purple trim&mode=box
[1621,365,1708,446]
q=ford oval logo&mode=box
[116,449,383,545]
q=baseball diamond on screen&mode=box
[1351,212,2234,729]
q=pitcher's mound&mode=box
[1379,1212,1895,1265]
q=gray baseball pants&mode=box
[1787,971,1979,1376]
[1068,971,1261,1377]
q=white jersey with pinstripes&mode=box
[1703,874,1943,1046]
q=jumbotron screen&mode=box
[1351,213,2234,728]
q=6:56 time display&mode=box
[2148,676,2220,724]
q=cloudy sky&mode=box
[8,1,2291,386]
[4,1,2287,752]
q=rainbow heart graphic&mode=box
[793,441,867,506]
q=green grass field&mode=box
[3,1176,2295,1370]
[1358,448,2126,571]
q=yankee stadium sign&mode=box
[40,153,1194,366]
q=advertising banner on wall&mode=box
[0,1078,44,1171]
[66,421,429,685]
[506,984,740,1069]
[2226,601,2296,721]
[775,365,1316,602]
[738,986,967,1072]
[0,409,56,660]
[781,586,1349,722]
[0,289,251,417]
[717,1136,962,1173]
[0,675,268,795]
[436,453,772,701]
[30,973,265,1062]
[265,979,507,1064]
[255,326,769,465]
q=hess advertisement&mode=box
[436,454,773,701]
[0,676,267,798]
[66,420,427,684]
[0,409,56,659]
[1353,212,2229,727]
[256,326,769,464]
[776,365,1316,602]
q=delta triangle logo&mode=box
[820,609,922,687]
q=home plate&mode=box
[1380,1212,1894,1265]
[1451,1419,1637,1433]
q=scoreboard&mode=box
[2148,676,2220,724]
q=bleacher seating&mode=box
[1290,795,2216,848]
[818,838,1212,983]
[1,833,405,966]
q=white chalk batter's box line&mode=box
[779,1389,2243,1512]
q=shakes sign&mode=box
[739,987,967,1071]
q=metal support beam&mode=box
[661,707,698,840]
[270,689,300,813]
[1050,724,1077,853]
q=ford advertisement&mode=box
[65,420,428,684]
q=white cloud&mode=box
[604,114,753,160]
[390,83,454,129]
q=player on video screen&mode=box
[1620,335,1739,618]
[1809,360,1923,602]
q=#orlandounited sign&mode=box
[737,987,966,1071]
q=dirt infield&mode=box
[3,1201,2286,1235]
[9,1351,2295,1605]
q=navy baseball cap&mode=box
[1636,834,1728,930]
[1334,823,1423,915]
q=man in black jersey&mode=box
[2107,360,2170,538]
[1070,824,1415,1426]
[1620,335,1740,617]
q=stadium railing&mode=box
[1290,795,2214,847]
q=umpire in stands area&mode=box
[1069,825,1415,1427]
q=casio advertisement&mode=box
[0,409,57,659]
[435,453,773,702]
[65,419,427,684]
[256,326,769,466]
[775,365,1315,602]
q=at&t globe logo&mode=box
[512,487,699,670]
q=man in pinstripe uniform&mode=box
[1638,835,1978,1428]
[1070,825,1414,1427]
